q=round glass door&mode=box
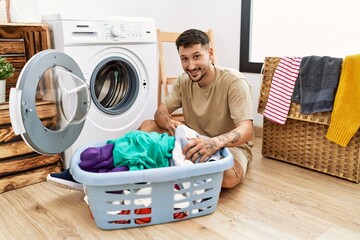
[36,66,90,131]
[9,50,91,155]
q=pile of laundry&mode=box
[79,125,223,173]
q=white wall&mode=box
[9,0,263,128]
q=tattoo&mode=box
[232,167,239,178]
[216,130,241,146]
[204,138,217,152]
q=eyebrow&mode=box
[180,51,202,58]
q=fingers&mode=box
[168,120,182,136]
[183,139,209,163]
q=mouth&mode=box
[187,68,200,77]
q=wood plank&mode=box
[2,55,26,68]
[0,101,57,126]
[0,118,57,143]
[23,31,36,60]
[0,140,34,158]
[0,27,23,39]
[0,40,25,55]
[0,163,60,193]
[0,154,60,175]
[316,225,360,240]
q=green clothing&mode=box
[162,65,254,161]
[107,131,175,171]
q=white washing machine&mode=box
[10,14,158,168]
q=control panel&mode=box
[103,22,152,42]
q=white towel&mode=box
[263,56,302,124]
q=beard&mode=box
[186,64,211,83]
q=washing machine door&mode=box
[9,49,91,155]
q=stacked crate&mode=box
[0,24,61,193]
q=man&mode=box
[141,29,254,188]
[47,29,253,189]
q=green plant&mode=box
[0,58,15,80]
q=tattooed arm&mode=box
[154,104,182,136]
[215,120,254,148]
[183,120,254,162]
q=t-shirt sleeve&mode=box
[228,78,253,124]
[162,77,183,113]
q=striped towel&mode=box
[263,56,302,124]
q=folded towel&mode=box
[292,56,342,114]
[263,56,302,124]
[326,54,360,147]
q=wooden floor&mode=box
[1,136,360,240]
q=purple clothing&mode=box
[79,143,129,173]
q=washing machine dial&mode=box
[110,25,122,38]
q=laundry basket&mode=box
[70,141,234,230]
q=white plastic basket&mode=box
[70,141,234,230]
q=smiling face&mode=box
[178,43,214,87]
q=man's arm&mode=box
[183,120,254,162]
[154,104,182,136]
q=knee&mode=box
[139,119,156,132]
[139,119,167,133]
[221,161,244,188]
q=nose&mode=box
[187,59,196,70]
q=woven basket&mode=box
[259,57,360,183]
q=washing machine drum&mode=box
[90,57,139,115]
[9,49,91,155]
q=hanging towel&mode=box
[291,56,342,114]
[263,56,302,124]
[107,131,175,171]
[326,54,360,147]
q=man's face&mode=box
[178,44,212,83]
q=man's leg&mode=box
[222,147,250,188]
[139,119,168,133]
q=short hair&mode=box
[175,29,210,51]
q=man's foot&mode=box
[46,169,84,191]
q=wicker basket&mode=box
[258,57,360,183]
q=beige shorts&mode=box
[228,147,250,179]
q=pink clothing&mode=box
[263,56,302,124]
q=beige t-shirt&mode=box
[162,65,254,161]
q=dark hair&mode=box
[175,29,210,51]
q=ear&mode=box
[208,48,214,62]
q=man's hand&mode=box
[167,119,182,136]
[155,104,182,135]
[182,136,224,162]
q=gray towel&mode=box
[291,56,342,114]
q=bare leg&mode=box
[221,159,244,188]
[139,119,168,134]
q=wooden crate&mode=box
[0,23,51,100]
[258,57,360,183]
[0,24,61,193]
